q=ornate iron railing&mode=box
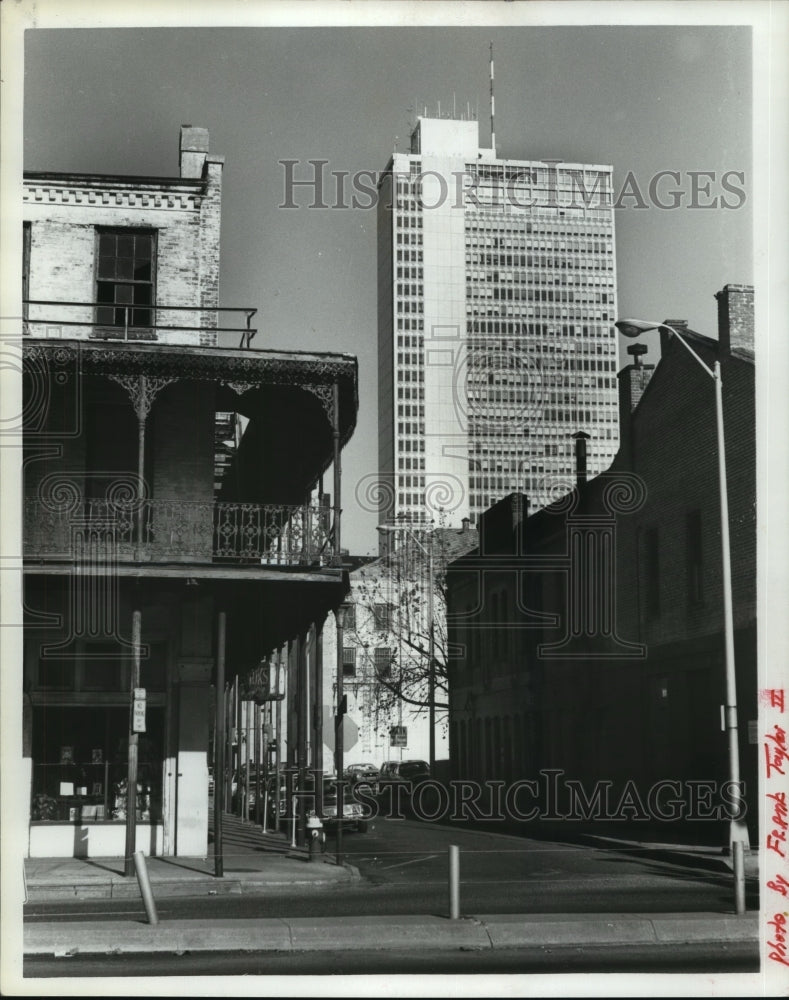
[23,498,334,566]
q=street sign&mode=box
[322,706,359,752]
[132,687,146,733]
[241,660,286,702]
[390,725,407,748]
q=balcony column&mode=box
[313,620,323,788]
[292,631,309,848]
[107,375,177,552]
[332,381,342,566]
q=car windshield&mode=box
[399,763,428,777]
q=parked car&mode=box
[344,763,379,787]
[265,773,370,833]
[376,760,431,812]
[378,760,430,785]
[321,776,370,833]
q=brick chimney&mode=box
[572,431,590,489]
[479,493,528,556]
[659,319,689,358]
[617,343,655,464]
[180,125,210,179]
[715,283,754,355]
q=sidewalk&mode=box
[24,810,359,902]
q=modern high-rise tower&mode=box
[377,114,620,528]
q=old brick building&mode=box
[447,284,756,839]
[22,126,358,858]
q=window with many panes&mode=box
[374,647,392,678]
[96,229,156,330]
[342,647,356,677]
[373,603,391,631]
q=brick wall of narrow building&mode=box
[23,127,223,346]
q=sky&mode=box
[17,4,761,554]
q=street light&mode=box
[377,524,436,771]
[616,318,746,915]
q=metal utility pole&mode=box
[335,605,347,867]
[124,609,142,877]
[214,611,226,877]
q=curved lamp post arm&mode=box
[616,319,715,379]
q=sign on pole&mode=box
[132,688,147,733]
[390,725,407,748]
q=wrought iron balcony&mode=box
[24,498,334,566]
[23,301,258,349]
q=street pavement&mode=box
[20,809,760,958]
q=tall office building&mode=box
[377,115,620,528]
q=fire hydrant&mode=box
[307,811,325,861]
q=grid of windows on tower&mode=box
[388,160,619,519]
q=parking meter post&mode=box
[275,663,283,832]
[254,702,261,826]
[290,771,297,849]
[243,703,250,822]
[449,844,460,920]
[224,681,232,812]
[235,675,242,816]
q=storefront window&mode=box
[30,706,164,823]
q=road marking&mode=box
[379,854,439,871]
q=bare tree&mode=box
[346,521,478,727]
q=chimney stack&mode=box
[659,319,688,358]
[617,344,655,465]
[180,125,210,179]
[715,283,754,356]
[572,431,591,489]
[461,517,471,533]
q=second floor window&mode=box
[374,647,392,678]
[96,229,155,330]
[342,647,356,677]
[373,603,391,631]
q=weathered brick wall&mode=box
[716,283,754,356]
[23,164,222,346]
[615,343,756,644]
[198,159,223,347]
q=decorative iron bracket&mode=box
[108,374,178,420]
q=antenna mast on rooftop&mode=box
[489,41,496,155]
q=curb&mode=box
[24,862,362,903]
[574,836,759,879]
[23,912,760,957]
